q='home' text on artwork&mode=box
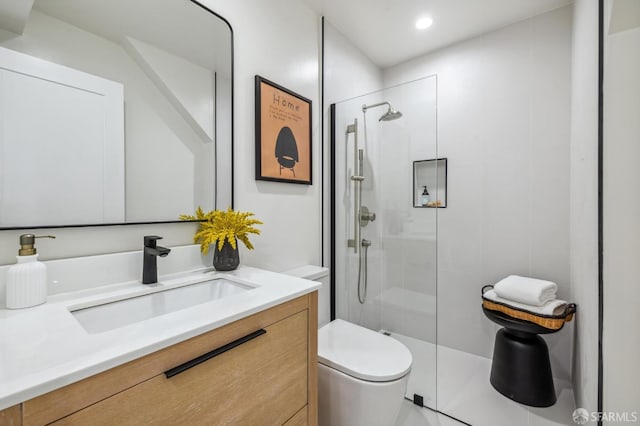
[273,92,300,112]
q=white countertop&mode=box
[0,265,320,410]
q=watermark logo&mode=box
[573,408,589,425]
[573,408,639,423]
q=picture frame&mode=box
[255,75,312,185]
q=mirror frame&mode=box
[0,0,233,230]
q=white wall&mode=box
[204,0,321,272]
[603,17,640,422]
[332,94,384,332]
[322,21,383,326]
[323,21,383,105]
[0,1,322,278]
[377,77,438,345]
[569,0,600,417]
[384,7,573,381]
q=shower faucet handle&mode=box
[360,206,376,225]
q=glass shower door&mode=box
[332,75,438,409]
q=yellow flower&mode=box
[181,207,262,255]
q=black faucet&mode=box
[142,236,171,284]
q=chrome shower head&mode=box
[379,106,403,121]
[362,101,403,122]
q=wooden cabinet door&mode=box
[54,310,308,426]
[0,405,21,426]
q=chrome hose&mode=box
[357,239,371,304]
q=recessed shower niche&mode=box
[413,158,447,208]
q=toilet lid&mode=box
[318,319,412,382]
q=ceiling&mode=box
[303,0,573,68]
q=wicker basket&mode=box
[481,285,576,331]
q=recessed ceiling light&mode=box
[415,16,433,30]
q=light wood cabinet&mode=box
[12,292,317,426]
[0,405,21,426]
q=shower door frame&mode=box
[329,103,337,321]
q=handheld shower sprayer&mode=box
[345,101,401,304]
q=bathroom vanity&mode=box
[0,263,319,425]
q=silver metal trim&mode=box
[362,101,390,112]
[347,119,362,253]
[360,206,376,226]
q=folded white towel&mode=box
[484,289,567,316]
[493,275,557,306]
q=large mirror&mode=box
[0,0,233,228]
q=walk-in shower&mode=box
[346,101,403,304]
[332,75,438,408]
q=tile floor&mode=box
[388,332,576,426]
[395,400,466,426]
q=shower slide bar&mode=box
[347,119,363,253]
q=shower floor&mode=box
[395,400,465,426]
[385,331,576,426]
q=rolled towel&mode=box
[483,289,567,316]
[493,275,557,306]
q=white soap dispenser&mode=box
[6,234,55,309]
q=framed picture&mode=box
[255,75,312,184]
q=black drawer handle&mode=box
[164,329,266,378]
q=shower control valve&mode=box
[360,206,376,226]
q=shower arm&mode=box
[362,101,390,112]
[347,119,363,253]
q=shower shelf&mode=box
[413,158,447,208]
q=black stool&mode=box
[482,307,560,407]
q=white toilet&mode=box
[317,319,412,426]
[282,265,413,426]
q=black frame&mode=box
[597,0,604,423]
[413,158,448,208]
[254,75,313,185]
[329,103,336,320]
[0,0,235,231]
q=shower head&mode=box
[362,101,403,122]
[379,106,403,121]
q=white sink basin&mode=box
[71,278,253,334]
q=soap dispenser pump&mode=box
[6,234,55,309]
[420,186,431,206]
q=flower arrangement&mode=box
[180,207,262,255]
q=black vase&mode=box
[213,239,240,271]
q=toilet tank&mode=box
[282,265,330,327]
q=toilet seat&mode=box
[318,319,412,382]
